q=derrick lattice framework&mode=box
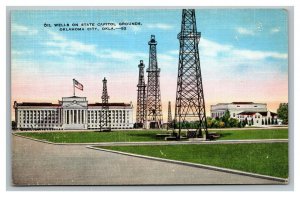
[146,35,163,128]
[136,60,147,127]
[100,77,111,131]
[167,101,172,130]
[174,9,208,139]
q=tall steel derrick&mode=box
[174,9,208,139]
[146,35,163,129]
[136,60,147,128]
[167,101,172,130]
[100,77,111,131]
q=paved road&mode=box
[12,135,282,185]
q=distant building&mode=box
[13,96,134,130]
[237,111,278,126]
[210,102,278,126]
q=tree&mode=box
[222,110,231,127]
[229,118,239,127]
[277,103,288,124]
[244,117,248,126]
[206,117,213,128]
[218,121,225,128]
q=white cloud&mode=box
[48,31,66,41]
[44,31,148,62]
[271,27,280,33]
[11,50,32,56]
[167,50,179,55]
[11,24,38,35]
[146,23,174,30]
[236,27,255,36]
[131,25,142,33]
[231,50,287,60]
[198,38,287,60]
[200,38,233,57]
[44,31,97,56]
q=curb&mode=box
[87,146,288,184]
[12,133,288,146]
[12,133,57,145]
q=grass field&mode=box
[17,128,288,143]
[100,143,289,178]
[214,128,288,140]
[17,130,170,143]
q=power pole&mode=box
[136,60,147,128]
[146,35,163,129]
[100,77,111,131]
[167,101,172,130]
[174,9,208,140]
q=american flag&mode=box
[73,79,83,91]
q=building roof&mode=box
[212,102,266,106]
[15,102,131,107]
[258,111,278,116]
[88,102,131,107]
[238,111,277,116]
[16,102,60,107]
[231,102,254,104]
[238,111,256,115]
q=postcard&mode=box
[11,8,288,185]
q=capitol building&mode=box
[13,96,134,130]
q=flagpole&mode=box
[73,79,75,96]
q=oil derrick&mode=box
[136,60,147,128]
[146,35,163,129]
[174,9,208,139]
[167,101,172,130]
[100,77,111,131]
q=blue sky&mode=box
[11,9,288,119]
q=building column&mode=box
[38,110,40,127]
[66,110,68,124]
[77,109,81,124]
[43,110,45,126]
[64,110,66,124]
[75,110,77,124]
[83,110,85,124]
[58,109,60,125]
[71,110,73,124]
[50,111,52,127]
[73,110,75,124]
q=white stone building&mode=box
[210,102,278,126]
[236,111,278,126]
[13,96,134,130]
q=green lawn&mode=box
[17,130,170,143]
[214,128,288,140]
[100,143,289,178]
[17,128,288,143]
